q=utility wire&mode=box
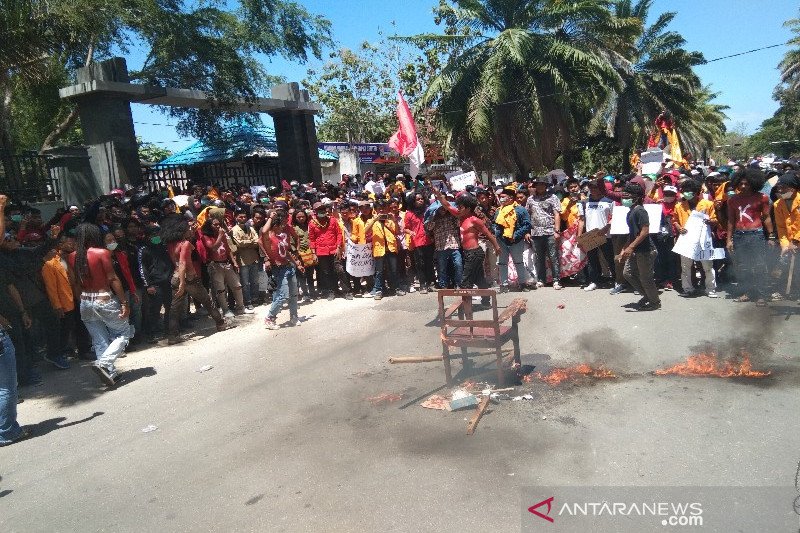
[700,41,790,64]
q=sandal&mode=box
[734,295,750,303]
[755,299,767,307]
[770,292,784,301]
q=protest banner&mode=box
[609,204,663,235]
[346,243,375,277]
[448,171,476,191]
[576,228,607,252]
[672,211,726,260]
[250,185,267,197]
[640,149,664,175]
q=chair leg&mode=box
[512,325,522,367]
[442,344,453,386]
[495,345,505,386]
[460,346,470,368]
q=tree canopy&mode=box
[1,0,332,152]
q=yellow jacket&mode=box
[674,199,717,230]
[371,219,398,257]
[350,217,366,244]
[774,194,800,248]
[42,255,74,312]
[560,197,581,228]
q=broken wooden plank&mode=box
[466,396,492,435]
[389,355,444,364]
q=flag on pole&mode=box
[388,91,425,178]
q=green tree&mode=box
[137,137,173,164]
[304,43,396,143]
[780,12,800,93]
[1,0,332,152]
[408,0,638,176]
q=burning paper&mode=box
[529,364,617,386]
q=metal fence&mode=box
[142,160,281,193]
[0,150,61,202]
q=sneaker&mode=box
[535,281,544,289]
[396,289,406,296]
[409,286,417,293]
[216,320,236,332]
[419,286,429,294]
[552,281,563,290]
[91,364,117,387]
[609,284,624,295]
[44,354,70,370]
[679,289,696,298]
[0,428,31,447]
[663,281,674,291]
[498,285,510,293]
[636,297,650,307]
[327,293,336,301]
[244,306,255,314]
[373,292,383,300]
[345,293,354,300]
[583,282,597,292]
[707,290,719,298]
[288,317,300,327]
[638,301,662,311]
[264,317,280,330]
[167,336,186,345]
[224,310,235,318]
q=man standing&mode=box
[525,177,562,289]
[230,209,261,312]
[617,183,661,311]
[673,179,718,298]
[772,171,799,297]
[309,202,345,301]
[581,179,615,291]
[261,210,301,329]
[494,187,532,291]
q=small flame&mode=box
[531,364,617,385]
[366,393,403,405]
[654,352,770,378]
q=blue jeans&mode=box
[80,297,131,376]
[498,240,530,286]
[268,265,299,321]
[0,330,23,445]
[239,262,261,306]
[436,249,463,288]
[373,253,398,294]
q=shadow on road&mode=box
[27,411,104,439]
[19,366,157,408]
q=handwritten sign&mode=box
[346,242,375,277]
[448,171,477,191]
[640,149,664,175]
[672,211,726,261]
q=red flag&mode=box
[388,91,425,178]
[388,92,418,156]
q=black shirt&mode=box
[626,205,654,253]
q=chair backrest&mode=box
[437,288,499,340]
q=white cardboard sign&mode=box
[346,242,375,277]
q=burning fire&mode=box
[654,352,770,378]
[366,393,403,405]
[526,364,617,385]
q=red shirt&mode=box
[404,210,431,248]
[727,193,769,232]
[168,241,201,278]
[264,229,295,265]
[308,217,341,256]
[200,232,231,262]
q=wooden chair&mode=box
[437,289,527,386]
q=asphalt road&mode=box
[1,285,798,532]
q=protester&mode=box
[261,209,301,329]
[494,186,532,291]
[526,176,563,289]
[618,183,661,311]
[581,179,615,291]
[230,210,261,312]
[139,226,174,342]
[771,171,799,297]
[673,179,718,297]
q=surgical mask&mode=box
[10,214,22,223]
[780,191,794,200]
[726,191,735,197]
[682,192,695,201]
[150,236,162,245]
[106,242,118,251]
[316,212,328,219]
[663,196,676,203]
[621,199,634,208]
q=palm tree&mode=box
[677,87,728,161]
[594,0,709,171]
[780,13,800,92]
[410,0,638,175]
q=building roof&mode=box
[157,124,338,166]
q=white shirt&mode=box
[364,180,385,196]
[583,196,614,232]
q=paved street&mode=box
[1,286,799,532]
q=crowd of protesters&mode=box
[1,160,799,446]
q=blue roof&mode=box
[156,124,338,166]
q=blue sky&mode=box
[130,0,799,152]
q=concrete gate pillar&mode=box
[73,58,141,191]
[267,83,322,184]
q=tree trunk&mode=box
[40,107,78,151]
[0,72,17,188]
[622,146,631,174]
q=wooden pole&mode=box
[389,355,444,364]
[786,254,796,296]
[466,396,491,435]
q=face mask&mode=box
[570,192,580,199]
[682,192,695,201]
[726,191,735,197]
[316,212,328,219]
[106,242,118,251]
[10,214,22,223]
[663,196,676,203]
[621,199,634,208]
[780,191,794,200]
[150,236,162,245]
